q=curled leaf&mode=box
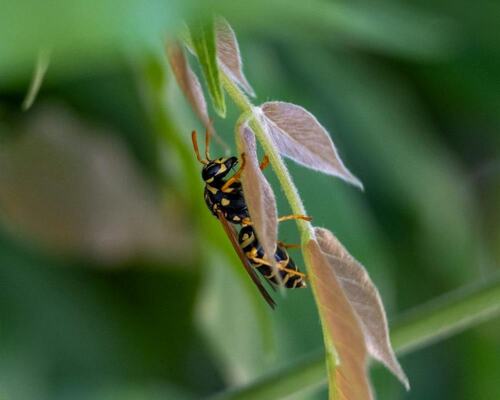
[305,239,373,400]
[237,122,278,264]
[315,227,410,390]
[215,17,255,97]
[166,41,210,128]
[190,18,226,117]
[259,101,363,189]
[166,41,228,150]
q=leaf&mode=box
[304,239,373,400]
[237,122,278,264]
[166,42,211,126]
[0,104,193,264]
[190,18,226,117]
[196,249,275,384]
[22,49,50,111]
[215,17,255,97]
[315,227,410,390]
[259,101,363,189]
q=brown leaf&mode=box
[315,227,410,390]
[237,123,278,264]
[166,41,210,128]
[0,104,193,264]
[260,101,363,189]
[215,17,255,97]
[305,239,373,400]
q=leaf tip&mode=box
[214,102,227,118]
[215,16,256,98]
[346,172,365,191]
[397,368,411,391]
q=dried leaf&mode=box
[166,41,227,150]
[315,227,410,390]
[0,104,193,264]
[305,240,373,400]
[260,101,363,189]
[215,17,255,97]
[190,18,226,117]
[166,41,211,128]
[237,123,278,263]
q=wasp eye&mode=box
[201,162,220,181]
[224,156,238,170]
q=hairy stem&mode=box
[221,73,313,242]
[222,71,333,389]
[209,274,500,399]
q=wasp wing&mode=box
[216,209,276,309]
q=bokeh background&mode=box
[0,1,499,399]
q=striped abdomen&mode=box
[238,225,306,289]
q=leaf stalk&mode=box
[221,72,314,243]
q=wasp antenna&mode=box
[205,128,212,161]
[191,130,207,164]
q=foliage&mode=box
[172,20,408,398]
[0,1,499,400]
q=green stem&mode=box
[220,73,313,243]
[209,275,500,400]
[390,275,500,354]
[221,70,330,391]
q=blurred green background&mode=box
[0,1,499,399]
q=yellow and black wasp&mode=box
[192,130,308,308]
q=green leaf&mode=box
[190,17,226,117]
[22,49,50,111]
[195,250,275,384]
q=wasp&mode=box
[192,130,308,308]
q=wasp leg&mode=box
[251,257,307,278]
[221,153,246,192]
[259,155,269,171]
[241,215,311,226]
[277,241,301,249]
[280,267,306,278]
[244,215,311,225]
[277,214,312,223]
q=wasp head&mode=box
[202,156,238,182]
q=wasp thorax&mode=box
[201,156,238,182]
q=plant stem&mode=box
[209,275,500,400]
[390,274,500,354]
[221,71,332,391]
[220,73,313,242]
